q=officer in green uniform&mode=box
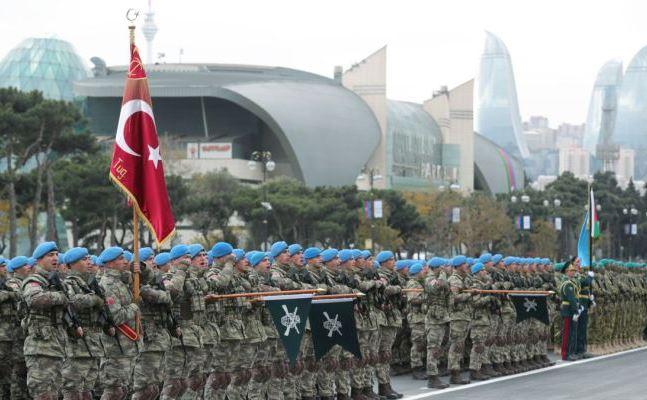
[559,262,580,361]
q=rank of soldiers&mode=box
[1,241,646,400]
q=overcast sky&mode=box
[2,0,645,125]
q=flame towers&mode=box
[475,32,529,160]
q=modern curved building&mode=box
[74,62,381,187]
[475,32,530,159]
[615,45,647,178]
[583,59,623,156]
[0,37,90,101]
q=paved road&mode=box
[392,347,647,400]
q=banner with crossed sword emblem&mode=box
[509,293,550,325]
[264,294,313,365]
[309,298,361,360]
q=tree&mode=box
[458,193,515,255]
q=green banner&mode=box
[309,298,361,360]
[510,294,550,325]
[265,294,313,365]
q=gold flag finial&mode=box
[126,8,140,44]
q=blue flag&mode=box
[577,211,590,267]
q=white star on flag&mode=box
[148,145,162,169]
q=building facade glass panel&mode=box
[583,60,623,155]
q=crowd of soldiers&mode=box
[1,241,647,400]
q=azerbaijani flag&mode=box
[589,188,600,239]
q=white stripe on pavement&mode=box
[403,346,647,400]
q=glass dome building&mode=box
[583,60,623,156]
[0,37,90,101]
[615,45,647,178]
[475,31,530,160]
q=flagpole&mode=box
[588,185,593,269]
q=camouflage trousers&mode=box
[161,345,205,400]
[350,329,379,391]
[248,338,283,400]
[225,341,258,400]
[468,324,489,371]
[99,355,136,400]
[299,331,317,398]
[425,323,448,376]
[447,320,469,371]
[62,356,100,398]
[132,352,166,400]
[1,340,28,400]
[376,326,398,385]
[204,342,228,400]
[336,349,357,396]
[392,322,411,367]
[409,323,426,369]
[181,346,207,400]
[25,355,64,399]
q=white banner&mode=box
[451,207,460,224]
[554,217,562,231]
[373,200,383,219]
[523,215,531,230]
[186,142,233,159]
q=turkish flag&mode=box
[109,42,175,246]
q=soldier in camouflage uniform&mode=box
[423,258,450,389]
[0,257,15,400]
[466,262,492,381]
[447,255,471,385]
[131,251,174,400]
[5,257,31,400]
[61,247,105,400]
[97,246,140,400]
[159,244,207,400]
[21,242,69,400]
[404,262,427,380]
[375,251,404,399]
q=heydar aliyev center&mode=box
[475,31,530,160]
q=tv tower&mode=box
[141,0,158,65]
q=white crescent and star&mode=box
[115,99,162,168]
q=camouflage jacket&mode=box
[270,262,300,290]
[377,267,404,327]
[448,270,472,322]
[1,275,24,341]
[405,278,426,325]
[100,268,139,357]
[468,275,492,326]
[21,265,69,358]
[139,271,173,353]
[355,267,381,331]
[164,268,206,348]
[424,269,450,325]
[64,271,104,358]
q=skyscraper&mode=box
[583,59,623,156]
[475,31,530,159]
[615,45,647,178]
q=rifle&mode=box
[155,275,187,367]
[88,277,124,355]
[47,272,94,358]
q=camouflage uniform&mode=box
[62,270,105,400]
[423,269,450,380]
[447,269,471,378]
[376,267,404,396]
[329,267,358,400]
[99,268,140,400]
[489,266,515,373]
[466,273,491,377]
[404,277,426,374]
[4,274,29,399]
[131,270,174,400]
[21,265,69,400]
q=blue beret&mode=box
[376,251,394,264]
[321,249,339,263]
[503,256,515,266]
[232,249,246,262]
[492,254,503,264]
[361,250,372,260]
[288,244,302,256]
[248,251,268,267]
[139,247,154,262]
[428,257,444,268]
[479,253,492,263]
[351,249,362,260]
[123,251,133,263]
[65,247,89,265]
[99,247,124,264]
[8,256,30,272]
[395,260,413,271]
[471,262,485,274]
[452,256,467,267]
[542,258,550,265]
[270,241,288,258]
[170,245,189,261]
[33,241,58,260]
[28,257,37,267]
[339,249,353,263]
[211,242,233,259]
[303,247,321,260]
[90,255,98,266]
[58,252,67,264]
[467,257,475,265]
[154,252,171,266]
[408,262,424,275]
[188,244,205,258]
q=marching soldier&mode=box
[466,262,491,381]
[4,257,30,399]
[0,257,14,400]
[447,256,471,385]
[21,242,69,400]
[61,247,105,400]
[423,258,450,389]
[404,262,428,381]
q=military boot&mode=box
[540,355,555,367]
[411,367,427,380]
[426,375,449,389]
[492,363,506,376]
[337,393,350,400]
[469,369,489,381]
[482,363,498,377]
[377,384,398,400]
[362,386,380,400]
[386,384,402,399]
[449,370,470,385]
[351,388,367,400]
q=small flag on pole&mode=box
[264,294,313,366]
[509,294,550,325]
[577,211,590,267]
[590,188,600,239]
[309,298,361,360]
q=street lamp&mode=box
[249,150,274,251]
[359,167,383,252]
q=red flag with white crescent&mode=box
[109,41,175,246]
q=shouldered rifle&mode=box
[155,275,186,366]
[47,272,93,358]
[88,277,123,355]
